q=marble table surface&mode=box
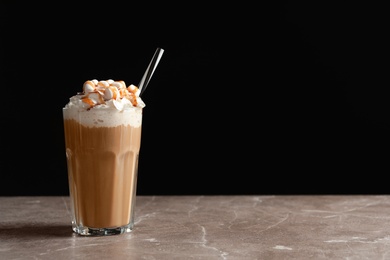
[1,195,390,260]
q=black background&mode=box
[1,2,389,196]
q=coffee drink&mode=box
[63,79,144,235]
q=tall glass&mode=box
[63,107,143,236]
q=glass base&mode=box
[72,222,133,236]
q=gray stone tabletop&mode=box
[1,195,390,259]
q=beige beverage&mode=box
[63,79,145,236]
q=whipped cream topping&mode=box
[65,79,145,111]
[63,79,144,128]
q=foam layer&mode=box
[63,106,143,128]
